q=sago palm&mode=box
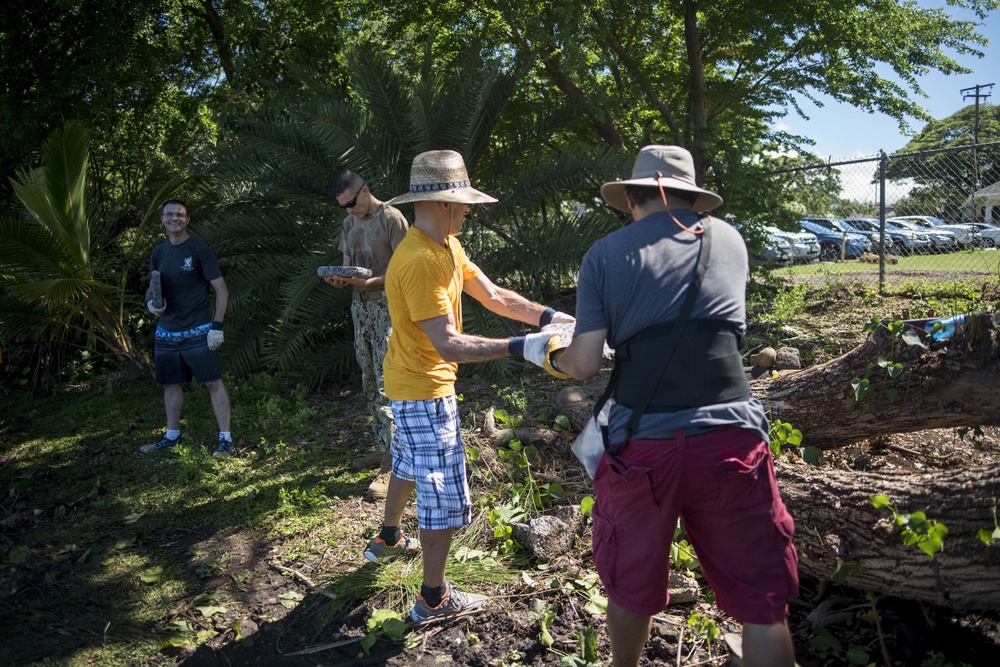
[196,40,629,386]
[0,121,185,391]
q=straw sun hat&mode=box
[389,150,498,206]
[600,145,722,213]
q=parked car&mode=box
[889,215,976,248]
[765,226,819,263]
[798,219,872,261]
[753,227,793,265]
[969,223,1000,248]
[886,218,959,252]
[845,218,935,256]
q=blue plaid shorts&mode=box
[389,395,471,530]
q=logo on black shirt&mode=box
[182,257,194,271]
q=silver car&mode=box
[889,216,976,249]
[887,218,959,252]
[766,226,819,263]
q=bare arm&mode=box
[418,312,513,363]
[324,252,386,289]
[463,274,547,325]
[210,276,228,322]
[550,329,607,380]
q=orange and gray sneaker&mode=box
[363,531,421,563]
[410,582,487,622]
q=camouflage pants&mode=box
[351,295,394,452]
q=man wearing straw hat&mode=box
[362,149,573,622]
[545,145,798,666]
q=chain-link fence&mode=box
[765,141,1000,293]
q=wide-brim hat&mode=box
[389,150,498,205]
[600,145,722,213]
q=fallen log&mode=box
[550,314,1000,610]
[777,460,1000,610]
[754,313,1000,449]
[559,314,1000,449]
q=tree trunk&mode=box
[778,460,1000,610]
[553,315,1000,609]
[754,314,1000,449]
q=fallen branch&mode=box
[270,563,338,601]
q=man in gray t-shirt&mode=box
[545,146,799,667]
[324,170,408,500]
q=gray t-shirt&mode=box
[575,209,769,443]
[338,203,409,282]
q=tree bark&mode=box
[754,314,1000,449]
[778,459,1000,610]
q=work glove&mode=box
[146,299,167,316]
[207,322,224,351]
[539,307,575,327]
[518,332,571,379]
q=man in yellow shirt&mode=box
[364,150,573,622]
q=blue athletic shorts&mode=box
[154,324,222,385]
[389,396,472,531]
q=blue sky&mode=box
[774,1,999,159]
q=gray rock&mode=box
[667,570,700,605]
[551,504,584,535]
[317,265,373,279]
[510,515,574,561]
[554,385,592,409]
[775,346,801,370]
[150,271,163,309]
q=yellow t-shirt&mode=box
[383,228,482,400]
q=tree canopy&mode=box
[2,0,998,386]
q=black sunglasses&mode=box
[339,182,366,209]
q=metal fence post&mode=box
[879,150,887,294]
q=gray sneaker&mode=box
[363,531,421,563]
[139,433,180,454]
[410,583,487,622]
[213,437,234,458]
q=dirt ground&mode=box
[38,283,998,667]
[161,385,1000,667]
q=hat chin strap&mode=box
[658,171,709,235]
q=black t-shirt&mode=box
[150,236,223,332]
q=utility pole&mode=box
[961,83,993,192]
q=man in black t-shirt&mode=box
[141,199,234,458]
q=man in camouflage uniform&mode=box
[324,171,409,499]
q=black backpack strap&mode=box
[606,219,713,455]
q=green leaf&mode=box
[580,496,594,518]
[798,447,823,466]
[978,529,993,544]
[382,618,407,639]
[539,610,556,648]
[360,633,377,654]
[139,566,163,583]
[553,415,571,430]
[123,511,146,524]
[871,495,891,509]
[845,646,871,665]
[196,606,228,617]
[809,627,841,655]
